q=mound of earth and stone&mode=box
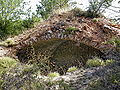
[0,10,120,62]
[0,9,120,90]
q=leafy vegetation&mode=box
[92,18,101,22]
[0,0,24,39]
[36,0,71,19]
[0,0,42,40]
[105,59,115,65]
[103,37,120,52]
[67,66,78,72]
[48,72,60,78]
[64,27,78,35]
[86,58,105,67]
[70,7,86,17]
[22,16,42,29]
[65,27,78,31]
[104,37,120,47]
[0,38,17,47]
[0,0,115,40]
[0,0,120,89]
[86,58,114,67]
[86,0,113,18]
[0,57,17,75]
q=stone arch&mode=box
[16,38,103,74]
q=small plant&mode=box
[109,38,120,46]
[71,8,85,17]
[0,38,17,47]
[5,38,15,46]
[0,57,17,75]
[110,74,120,84]
[86,58,115,67]
[22,64,34,73]
[65,27,78,31]
[103,37,120,51]
[105,59,115,65]
[87,0,113,18]
[109,19,117,25]
[67,66,78,72]
[92,18,100,22]
[0,79,4,90]
[47,72,60,78]
[86,58,105,67]
[64,27,78,35]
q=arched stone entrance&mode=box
[16,39,103,74]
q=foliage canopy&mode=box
[36,0,71,19]
[87,0,113,17]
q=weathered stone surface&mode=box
[0,47,8,57]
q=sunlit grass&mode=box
[67,66,78,72]
[0,57,17,75]
[86,58,115,67]
[47,72,60,78]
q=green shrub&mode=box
[0,38,17,47]
[109,38,120,46]
[64,27,78,35]
[65,27,78,31]
[86,58,105,67]
[0,57,17,75]
[22,19,34,29]
[48,72,60,78]
[110,74,120,84]
[92,18,100,22]
[71,8,85,17]
[105,59,115,65]
[67,66,78,72]
[86,58,115,67]
[0,19,25,40]
[86,0,113,18]
[5,38,15,45]
[36,0,70,19]
[0,17,41,40]
[103,37,120,51]
[85,10,103,18]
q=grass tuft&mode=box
[0,57,17,75]
[86,58,115,67]
[0,38,17,47]
[67,66,78,72]
[65,27,78,31]
[48,72,60,78]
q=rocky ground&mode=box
[1,60,120,90]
